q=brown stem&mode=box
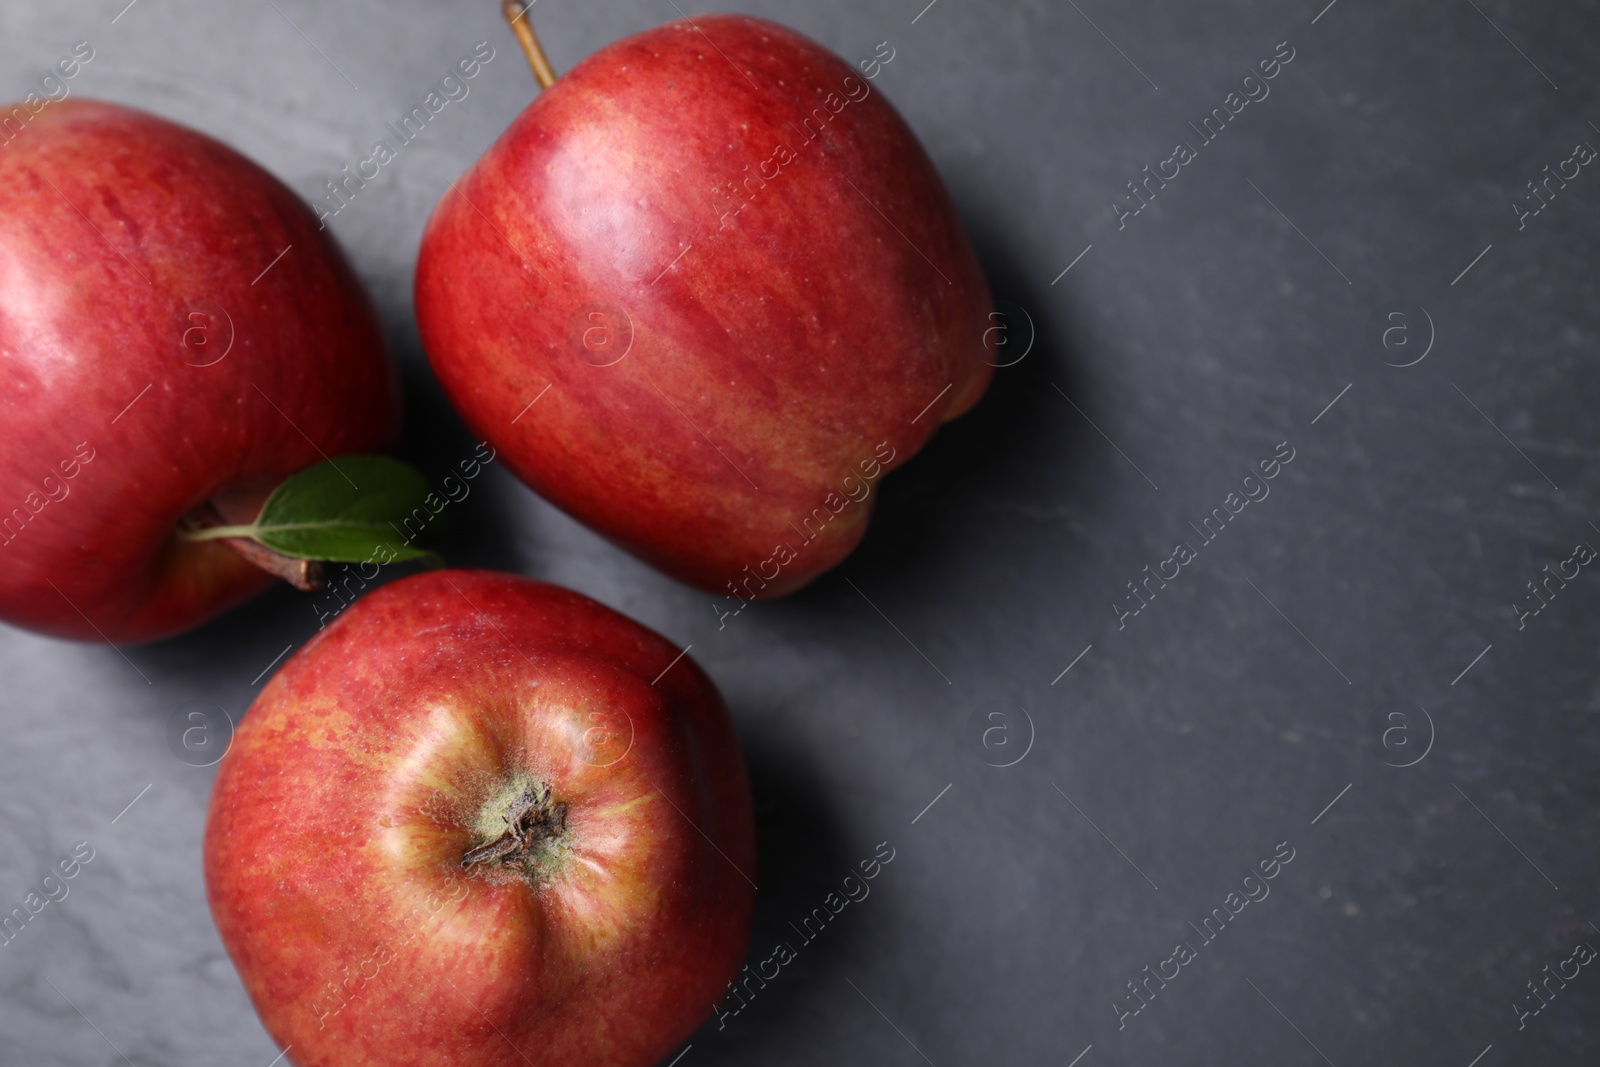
[186,504,325,592]
[219,536,325,592]
[503,0,559,90]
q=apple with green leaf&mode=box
[0,99,446,644]
[204,569,756,1067]
[416,4,995,600]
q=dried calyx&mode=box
[461,784,568,874]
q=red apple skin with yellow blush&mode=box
[203,570,756,1067]
[415,16,994,598]
[0,100,396,644]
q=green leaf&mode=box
[248,455,440,563]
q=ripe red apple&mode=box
[416,14,994,599]
[0,99,396,643]
[204,569,755,1067]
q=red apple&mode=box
[0,99,397,643]
[204,569,755,1067]
[416,14,993,599]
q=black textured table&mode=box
[2,1,1597,1064]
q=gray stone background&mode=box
[1,0,1598,1064]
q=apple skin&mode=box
[204,569,756,1067]
[0,99,397,644]
[416,15,993,599]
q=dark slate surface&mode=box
[2,0,1597,1064]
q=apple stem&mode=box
[181,507,325,592]
[503,0,559,90]
[222,536,326,591]
[178,523,259,542]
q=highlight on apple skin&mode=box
[0,99,398,644]
[416,15,995,600]
[203,569,757,1067]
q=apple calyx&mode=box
[462,781,569,877]
[503,0,559,90]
